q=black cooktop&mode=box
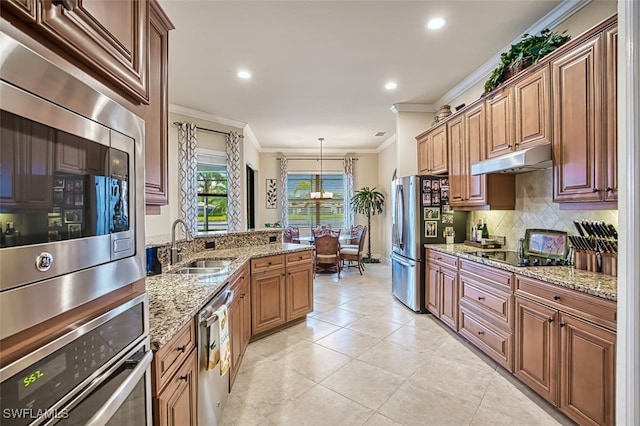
[467,251,568,267]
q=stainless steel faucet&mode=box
[171,219,193,265]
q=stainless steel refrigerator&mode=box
[391,175,467,312]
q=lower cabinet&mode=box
[152,319,197,426]
[229,264,251,388]
[425,250,459,331]
[251,251,314,338]
[515,275,616,426]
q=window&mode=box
[287,173,344,230]
[197,157,228,233]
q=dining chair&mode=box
[340,226,367,274]
[283,226,300,243]
[313,233,341,277]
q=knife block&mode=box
[574,250,617,276]
[601,253,617,277]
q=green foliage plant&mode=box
[351,187,385,261]
[483,29,570,95]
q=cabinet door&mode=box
[513,66,550,149]
[604,26,618,202]
[439,265,458,331]
[417,133,431,175]
[552,35,604,202]
[464,102,487,205]
[485,88,514,158]
[156,349,197,426]
[3,0,37,21]
[559,314,616,426]
[145,0,173,212]
[430,125,448,174]
[229,295,243,387]
[514,297,558,405]
[286,262,314,321]
[39,0,149,103]
[447,115,465,205]
[240,277,252,351]
[251,269,286,335]
[425,262,440,316]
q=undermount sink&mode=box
[171,259,233,276]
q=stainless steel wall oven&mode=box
[0,33,146,340]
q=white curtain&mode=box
[343,157,355,231]
[226,131,242,232]
[279,157,288,227]
[177,122,198,236]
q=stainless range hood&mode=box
[471,143,552,175]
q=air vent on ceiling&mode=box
[374,131,387,137]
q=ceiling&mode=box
[159,0,567,153]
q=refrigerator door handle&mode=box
[391,253,415,267]
[395,183,404,249]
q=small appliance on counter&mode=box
[391,175,468,312]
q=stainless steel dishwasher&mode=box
[198,284,234,425]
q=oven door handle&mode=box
[85,349,153,426]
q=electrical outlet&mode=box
[269,236,277,243]
[205,241,215,249]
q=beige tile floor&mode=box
[221,262,575,426]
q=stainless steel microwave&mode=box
[0,33,146,340]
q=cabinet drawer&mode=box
[426,250,458,269]
[460,259,514,292]
[153,318,196,393]
[459,275,513,330]
[459,305,513,372]
[515,275,616,330]
[251,254,285,273]
[230,263,250,292]
[285,249,313,266]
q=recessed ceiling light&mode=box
[385,82,398,90]
[237,70,252,79]
[426,17,446,30]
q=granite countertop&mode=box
[146,242,312,351]
[425,244,617,302]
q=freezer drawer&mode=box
[391,253,424,312]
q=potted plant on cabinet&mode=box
[351,187,385,263]
[483,29,570,95]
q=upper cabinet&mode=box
[417,123,448,175]
[3,0,150,103]
[551,18,617,204]
[513,66,551,150]
[485,87,514,159]
[145,0,174,213]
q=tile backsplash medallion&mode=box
[469,169,618,250]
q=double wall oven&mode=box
[0,33,148,424]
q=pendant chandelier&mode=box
[310,137,333,199]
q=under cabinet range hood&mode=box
[471,143,552,175]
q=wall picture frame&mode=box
[266,178,277,209]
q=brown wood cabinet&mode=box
[515,274,616,426]
[250,251,314,338]
[513,66,551,149]
[552,18,617,204]
[229,264,250,388]
[0,111,54,209]
[425,250,459,331]
[4,0,150,103]
[485,87,514,158]
[416,123,448,175]
[155,349,197,426]
[448,101,516,210]
[145,0,174,213]
[152,319,197,426]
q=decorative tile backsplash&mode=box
[469,169,618,250]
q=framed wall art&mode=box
[266,178,277,209]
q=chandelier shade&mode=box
[310,137,333,200]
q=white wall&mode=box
[377,140,397,261]
[394,110,432,177]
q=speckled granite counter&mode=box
[425,244,617,302]
[146,242,312,351]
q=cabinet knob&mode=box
[605,187,613,193]
[592,188,600,193]
[553,295,560,301]
[437,257,442,261]
[559,322,566,328]
[176,345,186,353]
[548,317,554,323]
[478,296,485,301]
[179,374,189,381]
[268,262,272,265]
[52,0,73,10]
[477,331,485,336]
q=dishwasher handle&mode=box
[200,289,235,328]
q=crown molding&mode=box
[375,133,397,153]
[242,124,263,151]
[169,103,247,129]
[435,0,592,106]
[390,103,436,114]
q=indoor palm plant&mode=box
[351,187,385,262]
[483,29,570,95]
